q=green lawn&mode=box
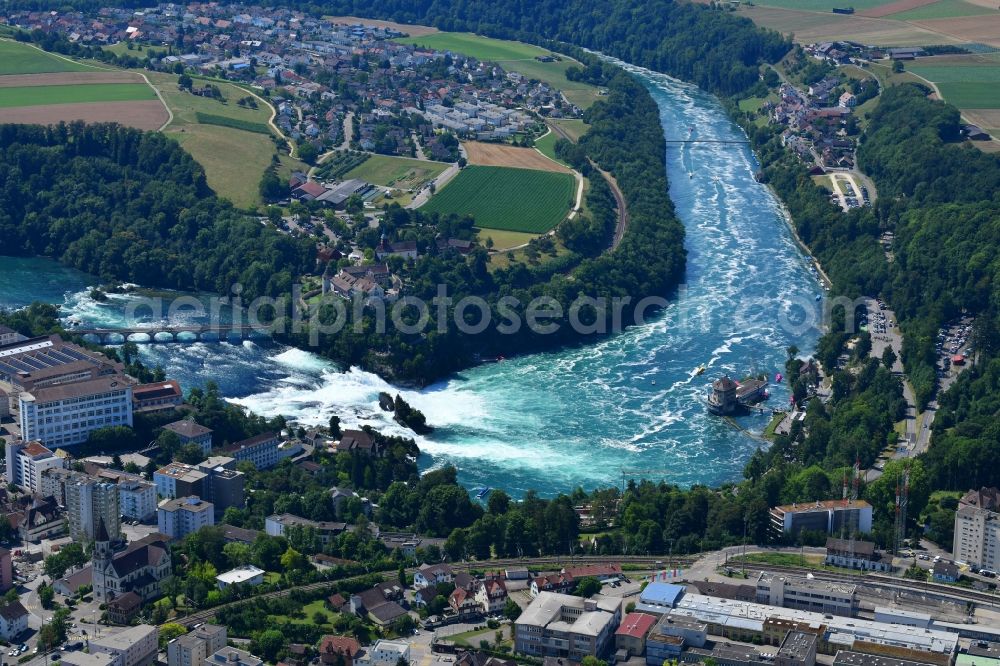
[887,0,998,19]
[0,39,95,75]
[146,71,279,208]
[534,131,569,165]
[478,228,540,250]
[0,83,155,107]
[345,154,448,189]
[548,118,589,142]
[422,165,576,233]
[394,32,601,108]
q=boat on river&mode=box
[692,365,706,376]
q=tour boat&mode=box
[693,365,706,376]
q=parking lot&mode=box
[936,315,975,392]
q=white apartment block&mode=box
[514,592,622,661]
[89,624,159,666]
[5,440,65,493]
[167,624,227,666]
[67,477,121,541]
[18,377,133,448]
[158,496,214,539]
[954,504,1000,571]
[118,478,157,522]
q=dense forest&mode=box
[0,123,315,301]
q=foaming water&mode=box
[0,61,821,496]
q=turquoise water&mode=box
[0,63,822,496]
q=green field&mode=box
[0,83,155,108]
[422,165,575,232]
[887,0,997,19]
[345,154,448,190]
[394,32,601,108]
[195,111,271,134]
[534,131,568,165]
[753,0,889,11]
[935,82,1000,107]
[909,63,1000,83]
[146,71,283,207]
[548,118,589,142]
[0,40,94,75]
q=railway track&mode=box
[735,561,998,607]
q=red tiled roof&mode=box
[615,612,657,639]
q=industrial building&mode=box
[769,499,873,537]
[755,573,859,617]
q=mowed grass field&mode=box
[0,39,94,75]
[344,154,448,189]
[0,83,155,107]
[422,165,576,232]
[144,71,303,208]
[910,57,1000,108]
[394,32,601,108]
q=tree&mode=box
[298,142,319,165]
[574,577,602,598]
[882,345,897,370]
[159,623,187,649]
[252,629,286,662]
[392,614,416,636]
[259,170,284,202]
[38,583,55,609]
[503,598,522,621]
[329,415,342,437]
[178,73,193,90]
[581,657,607,666]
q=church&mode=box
[91,518,173,603]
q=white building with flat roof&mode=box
[954,496,1000,571]
[89,624,158,666]
[515,591,622,660]
[216,565,265,590]
[118,478,157,522]
[168,624,227,666]
[18,376,133,448]
[5,440,65,493]
[66,476,121,542]
[158,496,214,539]
[358,640,410,666]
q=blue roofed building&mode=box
[636,583,685,615]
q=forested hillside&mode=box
[0,122,314,300]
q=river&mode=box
[0,63,822,496]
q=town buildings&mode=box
[155,462,208,499]
[66,475,121,541]
[216,565,265,590]
[117,477,157,522]
[615,612,658,658]
[414,562,454,588]
[158,496,215,539]
[0,600,29,641]
[769,500,873,537]
[357,640,409,666]
[204,648,262,666]
[514,591,622,660]
[5,440,65,493]
[89,624,159,666]
[91,527,172,603]
[953,487,1000,572]
[132,380,183,413]
[0,548,12,592]
[223,432,279,470]
[824,537,892,572]
[756,573,859,617]
[318,636,361,666]
[161,419,214,454]
[168,624,227,666]
[265,513,347,546]
[0,335,134,448]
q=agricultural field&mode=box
[344,154,448,190]
[887,0,998,20]
[422,165,576,233]
[910,56,1000,112]
[316,151,370,180]
[0,39,94,75]
[145,71,288,207]
[910,15,1000,47]
[752,0,889,11]
[736,5,961,45]
[0,82,155,107]
[0,43,168,130]
[394,32,601,108]
[464,140,571,172]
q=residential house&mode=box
[0,601,28,641]
[318,636,361,666]
[414,563,454,588]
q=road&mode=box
[407,162,460,209]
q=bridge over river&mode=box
[74,324,273,344]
